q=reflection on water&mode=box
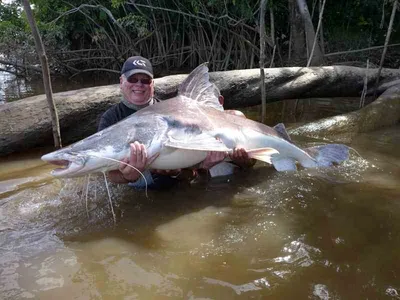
[241,97,374,126]
[0,70,47,103]
[0,124,399,299]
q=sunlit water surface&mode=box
[1,123,399,299]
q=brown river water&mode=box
[1,83,400,299]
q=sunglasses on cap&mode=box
[126,76,152,85]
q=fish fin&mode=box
[273,123,292,142]
[271,156,297,171]
[305,144,350,167]
[165,130,230,151]
[246,148,280,164]
[178,63,224,111]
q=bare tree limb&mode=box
[259,0,268,123]
[373,0,398,98]
[269,3,276,68]
[360,59,369,108]
[130,2,260,52]
[318,0,325,54]
[22,0,62,149]
[306,0,326,67]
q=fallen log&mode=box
[288,84,400,142]
[1,65,400,156]
[211,65,400,108]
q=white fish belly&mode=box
[149,148,208,169]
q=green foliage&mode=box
[0,3,30,59]
[357,16,370,26]
[305,0,390,56]
[118,14,150,38]
[39,22,70,50]
[111,0,126,9]
[1,0,399,76]
[0,2,24,26]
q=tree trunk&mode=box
[306,0,326,67]
[288,0,305,64]
[373,0,398,98]
[260,0,268,123]
[296,0,324,65]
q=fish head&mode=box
[41,125,138,177]
[41,143,124,177]
[41,115,166,178]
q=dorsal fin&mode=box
[178,62,223,111]
[273,123,292,142]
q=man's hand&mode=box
[107,141,152,183]
[120,141,147,181]
[229,147,256,169]
[199,151,227,170]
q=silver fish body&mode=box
[41,64,349,177]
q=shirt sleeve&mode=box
[127,170,155,189]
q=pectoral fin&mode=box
[246,148,280,164]
[165,129,230,152]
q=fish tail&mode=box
[270,156,297,171]
[270,144,350,171]
[304,144,350,167]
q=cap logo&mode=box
[132,59,146,67]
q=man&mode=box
[98,55,180,189]
[98,56,253,189]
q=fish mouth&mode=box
[48,160,85,177]
[41,153,85,177]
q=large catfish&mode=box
[41,63,349,177]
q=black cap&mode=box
[121,56,153,78]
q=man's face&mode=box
[120,73,154,105]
